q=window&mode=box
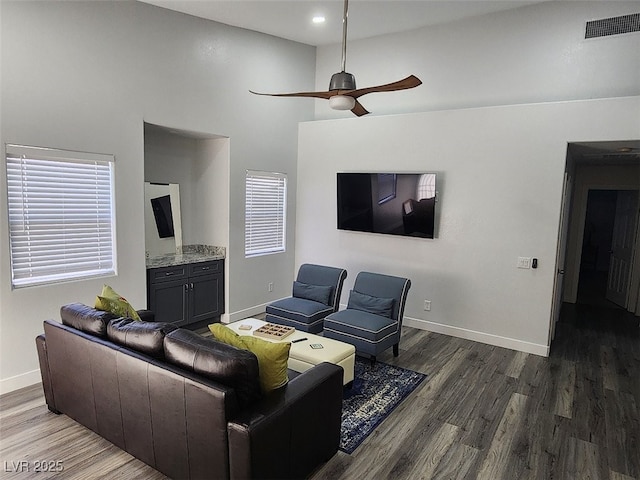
[417,173,436,200]
[5,144,116,288]
[377,173,397,204]
[245,170,286,257]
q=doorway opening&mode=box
[549,141,640,346]
[577,190,622,308]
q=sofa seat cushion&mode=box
[60,303,118,337]
[209,323,290,393]
[164,329,262,407]
[266,297,333,327]
[324,309,398,343]
[107,317,177,358]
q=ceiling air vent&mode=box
[585,13,639,39]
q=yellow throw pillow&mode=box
[95,285,141,321]
[208,323,290,393]
[209,322,244,347]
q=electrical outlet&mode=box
[268,282,274,292]
[424,300,431,311]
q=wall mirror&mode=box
[144,182,183,257]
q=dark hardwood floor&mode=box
[1,303,638,479]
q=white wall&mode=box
[314,1,640,119]
[296,97,640,356]
[193,137,232,322]
[0,1,315,393]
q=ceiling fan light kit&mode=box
[249,0,421,116]
[329,95,356,110]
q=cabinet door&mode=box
[188,273,223,324]
[149,279,188,326]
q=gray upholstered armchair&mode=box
[265,264,348,333]
[323,271,411,361]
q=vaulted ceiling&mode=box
[139,0,548,46]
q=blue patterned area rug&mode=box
[340,359,427,454]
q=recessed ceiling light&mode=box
[312,16,325,24]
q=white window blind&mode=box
[5,144,116,288]
[245,170,286,257]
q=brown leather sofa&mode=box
[36,304,343,479]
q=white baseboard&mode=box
[403,316,550,357]
[0,369,41,396]
[226,302,270,323]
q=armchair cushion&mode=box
[347,290,395,318]
[324,309,398,344]
[266,297,333,330]
[293,281,333,306]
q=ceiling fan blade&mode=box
[350,75,422,98]
[250,90,334,100]
[351,100,370,117]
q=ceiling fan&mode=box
[249,0,422,116]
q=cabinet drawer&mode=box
[148,265,188,283]
[188,260,222,277]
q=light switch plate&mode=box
[517,257,532,269]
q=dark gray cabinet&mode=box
[146,259,224,328]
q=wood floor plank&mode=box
[504,350,529,379]
[558,437,607,480]
[604,388,640,478]
[401,422,459,480]
[610,471,638,480]
[572,359,607,445]
[458,372,518,450]
[553,359,576,418]
[430,443,482,480]
[476,392,529,480]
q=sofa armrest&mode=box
[228,362,343,480]
[136,309,155,322]
[35,334,60,414]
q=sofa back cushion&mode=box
[164,329,262,407]
[107,318,177,358]
[60,303,118,337]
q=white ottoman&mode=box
[227,318,355,385]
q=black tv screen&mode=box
[150,195,175,238]
[337,173,436,238]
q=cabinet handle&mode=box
[190,283,194,290]
[201,266,210,270]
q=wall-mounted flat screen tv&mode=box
[150,195,175,238]
[337,173,436,239]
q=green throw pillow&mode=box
[208,323,290,393]
[95,285,141,321]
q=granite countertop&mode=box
[146,245,225,269]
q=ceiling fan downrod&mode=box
[329,0,356,91]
